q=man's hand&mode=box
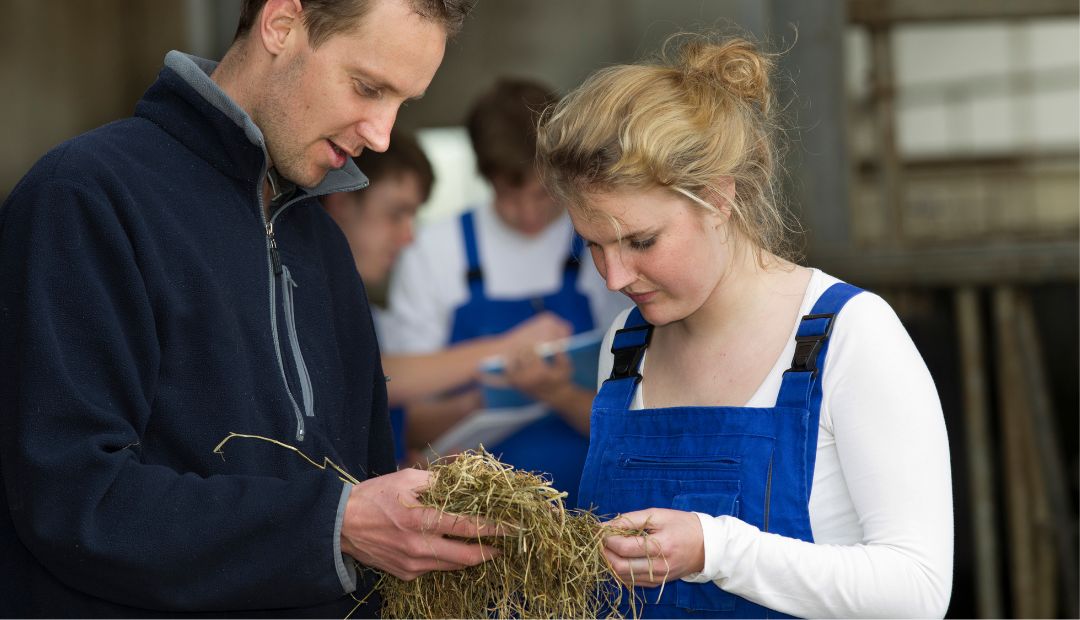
[602,508,705,587]
[341,468,499,580]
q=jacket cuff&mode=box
[334,482,357,593]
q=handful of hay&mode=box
[211,434,638,618]
[373,447,629,619]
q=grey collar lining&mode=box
[162,50,368,196]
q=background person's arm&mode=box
[382,312,572,406]
[504,350,595,435]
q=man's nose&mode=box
[356,105,397,153]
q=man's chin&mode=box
[277,164,331,190]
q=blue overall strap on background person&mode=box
[448,209,592,504]
[578,282,863,618]
[389,407,407,462]
[449,210,594,341]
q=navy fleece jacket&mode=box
[0,52,395,617]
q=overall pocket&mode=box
[597,478,742,614]
[671,485,741,613]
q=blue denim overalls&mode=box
[448,210,594,505]
[577,282,862,618]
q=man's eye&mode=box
[355,81,381,99]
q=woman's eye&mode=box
[629,237,656,251]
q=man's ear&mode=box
[256,0,305,56]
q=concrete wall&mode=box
[0,0,188,198]
[397,0,758,130]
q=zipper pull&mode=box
[266,221,283,276]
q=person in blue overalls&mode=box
[322,130,576,465]
[384,79,629,504]
[535,33,954,618]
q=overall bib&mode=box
[448,211,594,505]
[578,282,862,618]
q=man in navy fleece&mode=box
[0,0,494,616]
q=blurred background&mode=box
[1,1,1077,617]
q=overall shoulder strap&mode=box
[459,211,484,298]
[776,282,864,410]
[594,307,653,410]
[775,282,863,495]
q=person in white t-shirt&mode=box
[383,79,628,504]
[322,130,570,463]
[535,33,953,618]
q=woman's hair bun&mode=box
[675,36,773,113]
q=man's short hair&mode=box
[354,131,435,202]
[235,0,475,47]
[466,78,558,187]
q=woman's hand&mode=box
[602,508,706,587]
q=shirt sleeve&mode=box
[383,229,453,354]
[689,293,954,618]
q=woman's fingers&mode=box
[603,531,663,557]
[603,548,672,588]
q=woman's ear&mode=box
[709,177,736,218]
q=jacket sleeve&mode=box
[0,178,356,612]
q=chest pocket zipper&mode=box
[267,240,316,442]
[618,454,740,469]
[281,265,315,419]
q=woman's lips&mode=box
[626,290,656,304]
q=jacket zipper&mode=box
[266,220,283,276]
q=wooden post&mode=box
[1014,290,1079,618]
[992,286,1036,617]
[954,287,1003,618]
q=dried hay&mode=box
[212,434,640,619]
[372,447,633,619]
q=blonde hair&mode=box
[537,33,801,263]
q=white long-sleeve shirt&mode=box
[597,269,954,618]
